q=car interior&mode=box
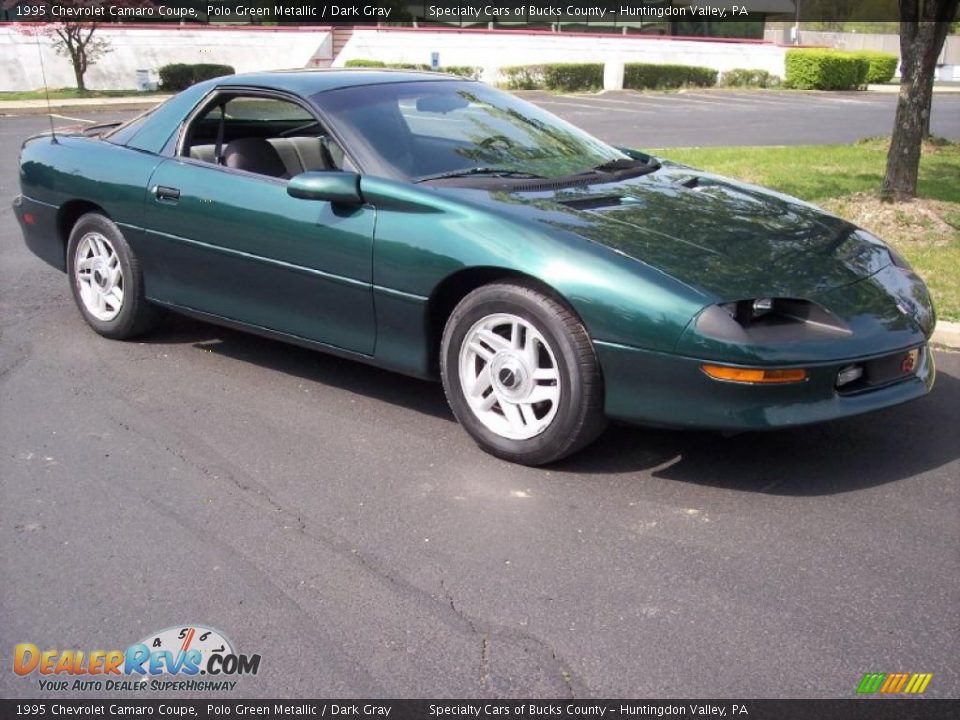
[182,95,347,179]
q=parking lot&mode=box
[524,89,960,147]
[1,94,958,699]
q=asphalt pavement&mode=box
[1,105,958,700]
[523,89,960,147]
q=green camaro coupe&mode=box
[15,70,935,465]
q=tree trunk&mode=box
[922,93,932,139]
[57,27,86,91]
[881,7,956,201]
[73,57,86,91]
[881,26,935,201]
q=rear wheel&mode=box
[66,213,162,340]
[441,283,606,466]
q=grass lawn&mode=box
[0,88,164,101]
[652,139,960,321]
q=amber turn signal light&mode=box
[701,365,808,384]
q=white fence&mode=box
[334,27,789,86]
[1,24,802,93]
[0,25,333,91]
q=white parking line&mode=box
[562,93,773,109]
[676,93,822,108]
[804,95,883,105]
[567,91,907,110]
[50,114,95,123]
[559,95,659,105]
[647,95,744,107]
[535,99,653,114]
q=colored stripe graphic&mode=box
[181,627,196,653]
[904,673,933,694]
[857,673,886,693]
[880,673,909,693]
[857,672,932,694]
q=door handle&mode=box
[154,185,180,201]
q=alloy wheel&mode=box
[458,312,561,440]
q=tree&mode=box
[882,0,959,201]
[3,0,153,91]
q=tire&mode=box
[66,212,163,340]
[441,282,606,466]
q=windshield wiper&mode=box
[594,158,644,172]
[415,167,546,183]
[584,157,661,176]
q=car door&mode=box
[138,92,376,355]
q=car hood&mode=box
[443,164,894,302]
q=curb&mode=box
[932,320,960,350]
[0,97,171,116]
[868,83,960,94]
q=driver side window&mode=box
[182,94,348,178]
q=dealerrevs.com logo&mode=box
[14,625,261,692]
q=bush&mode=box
[784,50,869,90]
[500,65,545,90]
[500,62,718,92]
[393,63,433,71]
[159,63,234,91]
[344,59,480,79]
[852,51,899,84]
[158,63,193,91]
[442,65,482,80]
[623,63,718,90]
[719,68,781,88]
[192,64,235,84]
[542,63,604,92]
[499,63,602,91]
[344,59,386,68]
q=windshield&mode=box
[313,80,627,181]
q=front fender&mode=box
[361,176,708,376]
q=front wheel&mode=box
[441,283,606,466]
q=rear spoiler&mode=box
[21,121,122,148]
[81,121,123,137]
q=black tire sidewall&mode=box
[441,285,596,465]
[66,214,146,340]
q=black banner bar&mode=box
[2,699,960,720]
[2,1,956,24]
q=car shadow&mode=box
[145,315,957,497]
[555,365,959,496]
[146,314,454,422]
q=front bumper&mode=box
[596,340,935,431]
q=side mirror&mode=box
[287,171,362,204]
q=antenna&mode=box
[35,28,57,143]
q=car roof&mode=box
[122,69,471,155]
[205,68,467,95]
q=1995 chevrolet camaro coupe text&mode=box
[14,70,936,465]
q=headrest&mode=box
[222,137,289,179]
